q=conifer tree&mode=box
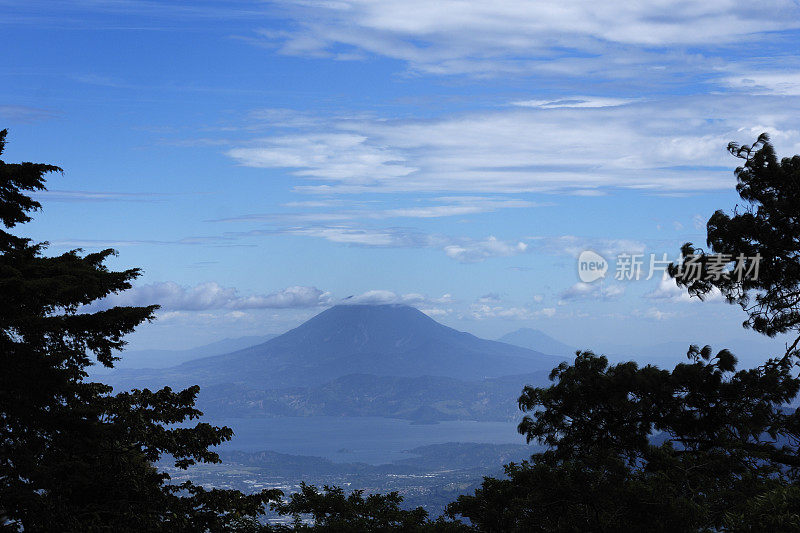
[447,135,800,532]
[0,129,279,532]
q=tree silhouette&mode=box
[447,135,800,532]
[0,129,279,532]
[272,483,433,532]
[670,133,800,355]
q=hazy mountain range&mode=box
[497,328,576,357]
[217,442,534,478]
[101,305,565,422]
[92,334,278,372]
[99,304,784,423]
[105,305,564,389]
[495,327,784,368]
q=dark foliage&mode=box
[447,136,800,532]
[670,133,800,349]
[0,129,279,532]
[273,483,431,531]
[224,483,470,533]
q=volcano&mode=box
[108,304,564,390]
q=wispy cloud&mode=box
[47,220,534,263]
[559,282,625,303]
[722,71,800,96]
[632,307,676,321]
[645,274,723,303]
[337,290,456,318]
[47,236,242,249]
[511,97,635,109]
[33,190,173,203]
[531,236,646,258]
[269,226,530,263]
[0,105,59,122]
[212,196,545,223]
[444,236,527,263]
[227,133,417,184]
[469,303,555,320]
[224,95,800,195]
[0,1,273,29]
[261,1,800,76]
[343,290,454,306]
[275,226,436,248]
[86,282,332,312]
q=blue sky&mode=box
[3,0,800,358]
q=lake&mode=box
[209,416,528,464]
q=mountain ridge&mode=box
[104,304,564,391]
[91,334,278,372]
[497,327,575,357]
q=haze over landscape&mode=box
[93,303,568,515]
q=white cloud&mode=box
[559,282,625,303]
[419,307,452,317]
[346,290,399,305]
[443,236,527,263]
[470,304,533,320]
[225,95,800,195]
[231,286,333,309]
[227,133,417,184]
[570,189,607,197]
[645,274,723,303]
[469,303,556,320]
[633,307,676,321]
[232,223,651,267]
[264,1,800,76]
[280,226,430,247]
[263,225,530,263]
[511,96,635,109]
[214,196,543,223]
[87,282,332,311]
[380,197,541,218]
[533,235,646,258]
[723,71,800,96]
[345,290,455,309]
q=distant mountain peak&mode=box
[498,328,575,357]
[275,303,449,352]
[292,303,443,330]
[106,304,566,390]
